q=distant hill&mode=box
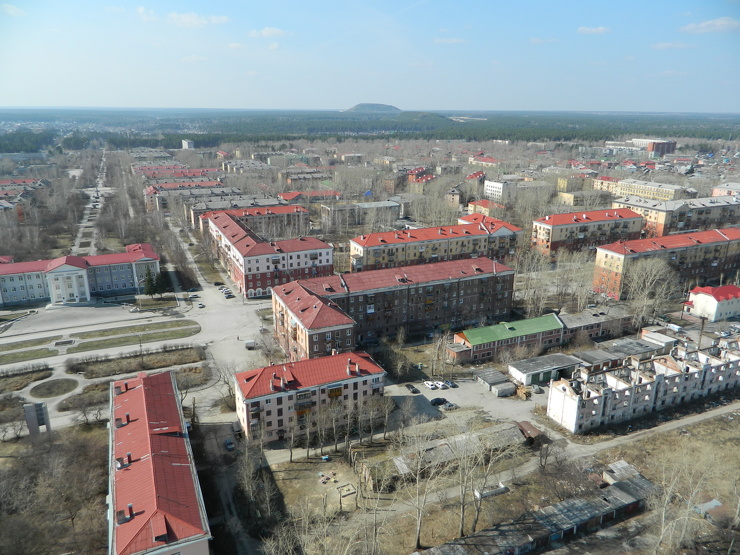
[345,103,401,114]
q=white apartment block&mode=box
[548,344,740,433]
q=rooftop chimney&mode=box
[127,452,132,464]
[346,358,352,375]
[128,504,134,519]
[125,413,130,424]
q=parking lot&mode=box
[384,377,549,427]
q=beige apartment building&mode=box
[349,219,522,271]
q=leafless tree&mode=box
[623,257,680,328]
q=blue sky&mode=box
[0,1,739,112]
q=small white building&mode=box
[685,285,740,322]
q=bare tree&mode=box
[623,257,680,327]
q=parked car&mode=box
[430,397,447,406]
[197,303,205,308]
[404,383,420,394]
[423,381,437,390]
[187,287,199,292]
[442,402,458,411]
[224,438,235,451]
[188,294,199,299]
[225,294,235,299]
[434,381,448,390]
[443,380,457,388]
[532,385,544,394]
[214,281,224,286]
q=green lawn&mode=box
[67,326,201,353]
[0,348,59,365]
[0,335,63,353]
[71,320,199,340]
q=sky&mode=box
[0,1,739,113]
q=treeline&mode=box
[0,128,57,153]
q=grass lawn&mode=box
[71,320,199,340]
[0,335,63,353]
[67,326,201,353]
[137,296,179,310]
[0,370,53,394]
[0,310,35,323]
[29,378,78,398]
[69,347,205,379]
[58,382,110,411]
[0,348,58,365]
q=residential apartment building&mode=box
[548,343,740,433]
[278,190,342,203]
[234,351,386,441]
[591,176,621,194]
[188,196,285,227]
[612,195,740,237]
[684,285,740,322]
[712,182,740,197]
[531,209,643,255]
[349,220,522,271]
[466,199,505,217]
[108,371,210,555]
[483,178,522,204]
[143,181,223,211]
[205,212,333,298]
[320,201,401,231]
[0,244,160,308]
[273,258,515,357]
[198,205,309,238]
[593,227,740,299]
[611,179,697,202]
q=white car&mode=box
[434,381,448,390]
[423,381,437,390]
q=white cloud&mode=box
[181,55,208,63]
[136,6,156,22]
[680,16,740,34]
[530,37,556,44]
[249,27,286,38]
[577,26,610,35]
[651,41,692,50]
[268,42,279,50]
[168,12,229,28]
[2,4,26,16]
[105,6,125,13]
[434,37,465,44]
[228,43,245,49]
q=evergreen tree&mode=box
[143,267,156,298]
[154,272,168,298]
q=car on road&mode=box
[224,438,235,451]
[404,383,420,394]
[430,397,447,406]
[214,281,224,286]
[423,381,437,390]
[434,381,448,390]
[197,303,205,308]
[443,380,457,388]
[188,294,199,299]
[225,294,235,299]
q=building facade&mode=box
[611,179,697,202]
[349,220,522,271]
[273,258,515,356]
[684,285,740,322]
[198,205,309,238]
[0,244,160,308]
[547,343,740,434]
[612,195,740,237]
[593,227,740,299]
[531,209,643,255]
[108,371,210,555]
[205,212,333,298]
[234,351,386,441]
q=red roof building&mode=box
[204,212,333,298]
[349,220,522,271]
[686,285,740,322]
[272,258,515,358]
[197,204,309,236]
[235,351,386,441]
[532,208,643,255]
[108,371,210,555]
[278,190,342,203]
[466,199,506,216]
[593,227,740,298]
[0,244,159,308]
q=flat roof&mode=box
[508,353,583,375]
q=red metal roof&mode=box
[273,285,354,329]
[351,222,518,248]
[467,199,506,211]
[199,205,306,221]
[236,351,384,400]
[595,176,620,182]
[466,171,485,180]
[144,181,221,195]
[110,372,209,555]
[0,244,158,276]
[278,190,342,201]
[690,284,740,302]
[599,227,740,255]
[534,208,641,227]
[458,213,522,232]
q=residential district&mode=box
[0,134,739,555]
